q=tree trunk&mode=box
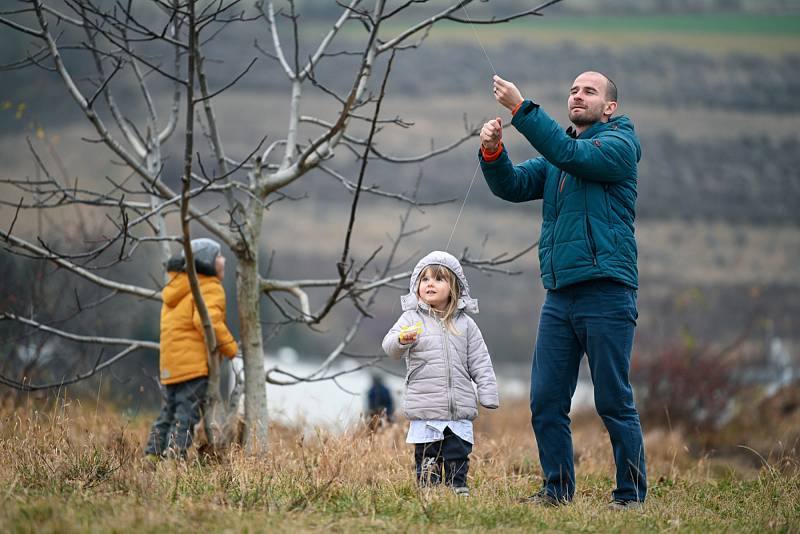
[236,249,268,453]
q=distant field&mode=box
[333,14,800,56]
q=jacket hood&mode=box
[608,115,641,162]
[400,250,478,313]
[569,115,641,162]
[599,115,641,162]
[162,271,192,308]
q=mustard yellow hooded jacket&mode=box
[159,271,238,385]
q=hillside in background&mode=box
[1,5,798,404]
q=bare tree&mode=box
[0,0,558,453]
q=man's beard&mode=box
[569,107,602,127]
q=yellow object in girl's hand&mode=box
[399,321,423,342]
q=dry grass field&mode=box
[2,396,798,532]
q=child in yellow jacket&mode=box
[144,238,238,459]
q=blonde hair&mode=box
[417,264,461,335]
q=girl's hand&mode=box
[398,321,423,345]
[398,331,418,345]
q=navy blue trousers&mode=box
[414,427,472,487]
[530,279,647,503]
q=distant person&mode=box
[144,238,238,460]
[382,251,499,497]
[365,373,394,430]
[479,72,647,509]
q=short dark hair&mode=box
[604,75,618,102]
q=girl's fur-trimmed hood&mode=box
[400,251,478,314]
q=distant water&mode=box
[233,349,595,431]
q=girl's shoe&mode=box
[453,486,470,497]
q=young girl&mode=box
[382,250,499,496]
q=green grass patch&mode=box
[317,13,800,56]
[459,14,800,37]
[4,473,799,532]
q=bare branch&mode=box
[0,15,44,38]
[377,0,471,53]
[317,164,455,206]
[265,357,386,386]
[86,58,124,109]
[30,0,235,248]
[0,231,161,301]
[194,56,258,104]
[460,241,539,275]
[260,279,312,320]
[0,345,147,392]
[310,48,396,324]
[1,313,159,351]
[266,174,428,383]
[446,0,564,24]
[301,115,480,164]
[263,1,295,79]
[297,0,361,81]
[178,0,228,449]
[260,0,385,193]
[40,4,85,26]
[6,197,23,237]
[158,8,183,143]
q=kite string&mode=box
[444,2,497,251]
[445,162,481,252]
[460,3,498,77]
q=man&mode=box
[479,72,647,509]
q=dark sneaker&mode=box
[608,499,644,511]
[453,486,470,497]
[520,489,565,507]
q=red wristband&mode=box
[481,142,504,162]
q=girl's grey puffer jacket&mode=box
[381,251,499,421]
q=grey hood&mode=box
[400,251,478,314]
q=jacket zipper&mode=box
[585,187,598,266]
[441,319,456,420]
[586,215,598,266]
[551,171,567,286]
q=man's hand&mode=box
[493,75,524,112]
[480,117,503,153]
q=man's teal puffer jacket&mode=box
[479,100,641,290]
